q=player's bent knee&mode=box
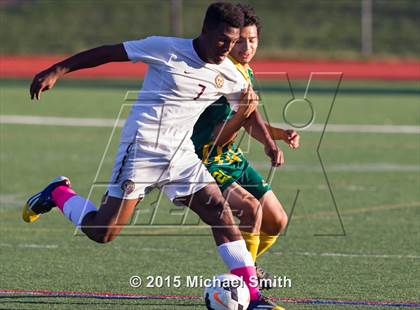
[279,211,288,234]
[208,200,236,227]
[272,210,288,235]
[238,197,261,225]
[188,184,237,229]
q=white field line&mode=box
[0,115,125,128]
[284,123,420,134]
[1,115,419,134]
[0,194,25,207]
[0,242,417,260]
[273,251,420,259]
[0,242,58,249]
[129,247,420,260]
[120,248,420,260]
[251,162,420,172]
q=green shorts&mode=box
[205,154,271,200]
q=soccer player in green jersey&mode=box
[191,4,300,287]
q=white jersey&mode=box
[121,36,247,153]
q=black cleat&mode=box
[22,176,70,223]
[255,263,275,290]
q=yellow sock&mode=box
[240,230,260,262]
[256,231,278,258]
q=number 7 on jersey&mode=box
[193,84,206,100]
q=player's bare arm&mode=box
[264,124,300,149]
[241,110,284,167]
[30,44,128,100]
[212,85,259,145]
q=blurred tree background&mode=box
[1,0,419,59]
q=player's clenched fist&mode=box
[284,129,300,149]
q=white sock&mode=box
[62,195,97,227]
[217,239,254,270]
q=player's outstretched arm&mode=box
[264,124,300,149]
[243,110,284,167]
[30,44,128,100]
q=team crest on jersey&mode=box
[215,73,224,88]
[121,179,136,195]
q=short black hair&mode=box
[202,2,244,31]
[236,4,261,34]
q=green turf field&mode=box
[0,79,419,309]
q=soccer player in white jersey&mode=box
[23,2,284,309]
[192,4,299,294]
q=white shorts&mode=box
[107,140,214,203]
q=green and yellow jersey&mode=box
[192,56,254,163]
[191,56,271,198]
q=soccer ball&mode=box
[204,273,250,310]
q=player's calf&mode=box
[260,191,288,236]
[233,194,262,232]
[267,208,288,236]
[79,196,139,244]
[23,177,139,244]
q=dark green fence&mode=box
[1,0,419,58]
